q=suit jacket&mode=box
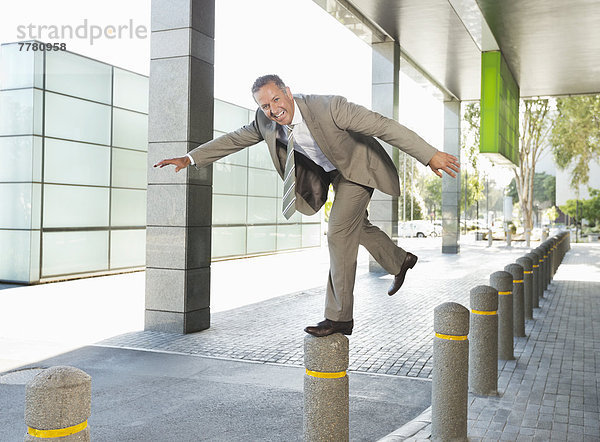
[188,94,438,215]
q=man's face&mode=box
[253,82,295,126]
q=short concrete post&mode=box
[468,286,498,396]
[25,366,91,441]
[506,230,512,247]
[525,250,540,308]
[550,237,557,279]
[525,229,531,247]
[535,246,547,297]
[304,334,349,442]
[517,256,533,320]
[490,271,514,360]
[542,243,550,292]
[487,229,493,247]
[505,263,525,337]
[432,302,469,442]
[542,229,548,241]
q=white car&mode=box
[398,220,436,238]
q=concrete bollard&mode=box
[541,229,548,241]
[490,271,514,360]
[550,237,558,279]
[542,243,550,291]
[304,334,349,442]
[468,285,498,396]
[505,263,525,337]
[530,249,543,305]
[432,302,469,442]
[517,256,534,320]
[506,231,512,247]
[25,366,91,441]
[535,246,547,297]
[487,229,493,247]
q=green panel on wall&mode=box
[480,51,519,166]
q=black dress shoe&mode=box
[304,319,353,337]
[388,252,418,296]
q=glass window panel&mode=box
[110,229,146,269]
[45,50,112,103]
[111,189,146,227]
[214,99,252,133]
[0,183,39,229]
[0,89,43,136]
[211,226,246,258]
[0,136,42,182]
[113,68,148,113]
[112,108,148,151]
[277,205,302,224]
[43,185,109,228]
[44,138,110,186]
[248,141,274,170]
[247,225,276,254]
[0,230,39,283]
[302,223,322,248]
[277,224,302,250]
[213,163,247,195]
[247,197,277,224]
[212,130,248,166]
[0,43,43,90]
[42,231,108,277]
[248,168,277,197]
[45,92,111,145]
[212,195,246,225]
[112,148,147,189]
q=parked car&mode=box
[398,220,436,238]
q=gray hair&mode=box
[251,74,287,95]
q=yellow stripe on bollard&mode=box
[471,309,497,315]
[28,421,87,438]
[435,333,467,341]
[533,265,539,268]
[513,280,524,283]
[498,291,512,295]
[305,369,346,379]
[524,271,533,274]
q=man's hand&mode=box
[153,156,191,173]
[428,151,460,178]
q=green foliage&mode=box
[560,188,600,225]
[506,172,556,206]
[551,95,600,189]
[419,174,442,219]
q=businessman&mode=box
[154,74,459,337]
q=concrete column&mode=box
[369,41,400,273]
[145,0,215,333]
[304,334,349,442]
[442,101,461,254]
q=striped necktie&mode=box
[282,124,296,219]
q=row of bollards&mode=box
[430,230,570,442]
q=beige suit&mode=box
[189,94,438,321]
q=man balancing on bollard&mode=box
[154,74,459,337]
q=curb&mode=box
[377,406,432,441]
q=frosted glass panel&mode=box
[277,206,302,224]
[0,230,39,283]
[113,68,148,113]
[213,163,247,195]
[43,185,109,228]
[110,229,146,268]
[0,89,42,136]
[214,100,251,133]
[45,92,111,145]
[213,131,248,166]
[44,138,110,186]
[212,195,246,224]
[112,148,147,189]
[46,50,112,103]
[112,108,148,151]
[0,136,42,182]
[212,226,246,258]
[277,224,302,250]
[247,225,276,254]
[248,168,277,197]
[248,141,273,170]
[42,231,108,276]
[0,43,43,89]
[0,183,39,229]
[247,197,277,224]
[111,189,146,226]
[302,223,321,247]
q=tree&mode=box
[513,99,553,231]
[551,95,600,190]
[461,102,486,223]
[507,172,556,207]
[419,174,442,220]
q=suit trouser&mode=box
[325,172,407,322]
